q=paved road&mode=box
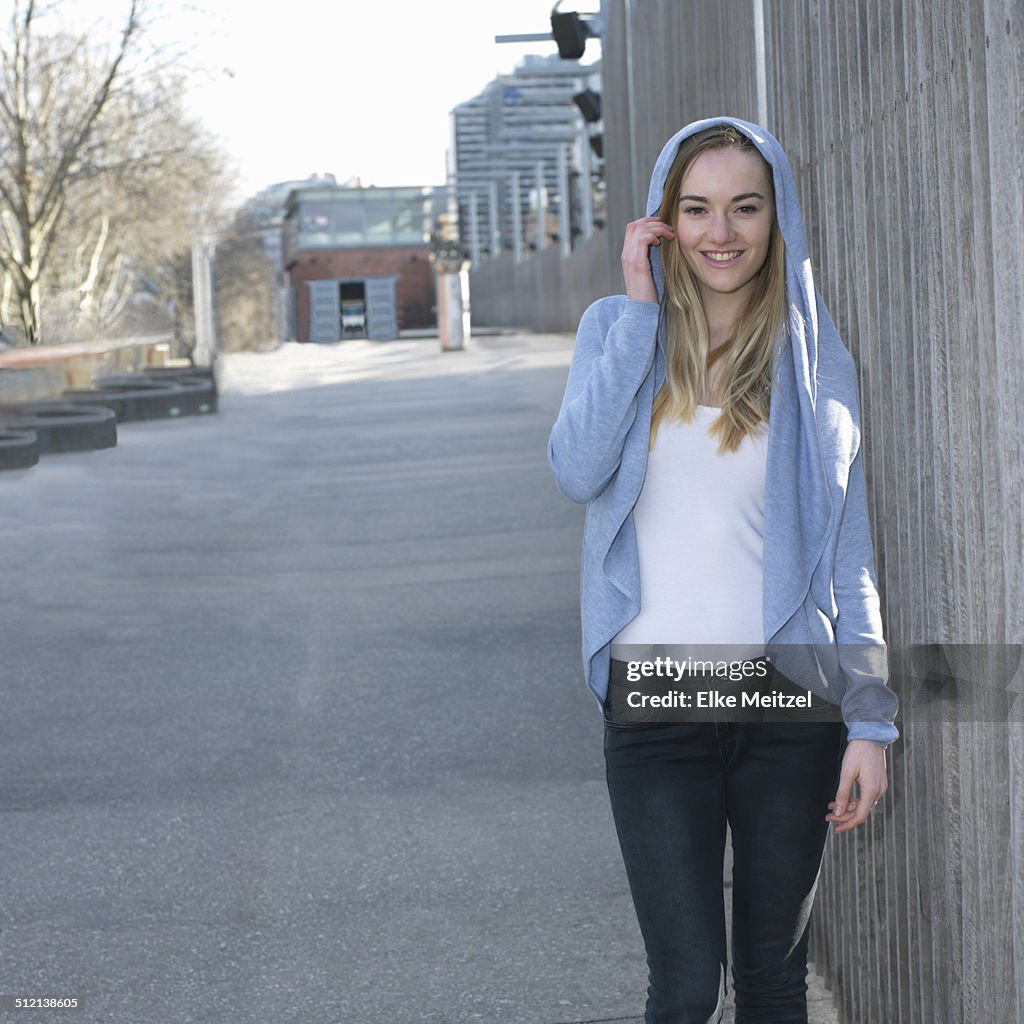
[0,334,839,1023]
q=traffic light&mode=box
[551,11,589,59]
[572,88,602,123]
[550,2,602,60]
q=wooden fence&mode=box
[765,4,1024,1021]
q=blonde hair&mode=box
[650,125,786,453]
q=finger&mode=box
[626,218,675,237]
[834,789,880,832]
[826,797,859,814]
[624,229,675,251]
[825,799,859,823]
[833,813,867,833]
[831,776,854,819]
[621,236,674,268]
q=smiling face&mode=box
[674,146,775,316]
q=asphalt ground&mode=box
[0,332,839,1024]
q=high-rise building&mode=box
[448,53,602,264]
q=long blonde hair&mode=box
[650,125,786,453]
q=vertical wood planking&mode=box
[768,1,1024,1021]
[983,0,1024,1018]
[601,0,633,289]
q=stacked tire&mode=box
[0,402,117,463]
[63,367,218,421]
[0,428,40,470]
[0,362,217,472]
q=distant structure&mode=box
[235,174,345,276]
[448,53,603,264]
[234,173,343,340]
[282,183,446,342]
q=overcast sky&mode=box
[157,0,602,202]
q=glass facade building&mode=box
[284,186,446,260]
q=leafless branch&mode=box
[0,0,230,343]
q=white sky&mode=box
[159,0,601,203]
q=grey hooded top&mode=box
[547,116,899,746]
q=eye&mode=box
[736,205,763,214]
[680,205,706,216]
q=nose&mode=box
[706,212,735,245]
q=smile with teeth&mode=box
[702,250,744,265]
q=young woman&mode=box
[548,117,900,1023]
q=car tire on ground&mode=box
[0,402,117,454]
[62,378,217,420]
[0,428,40,470]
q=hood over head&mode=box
[644,115,831,408]
[641,118,868,642]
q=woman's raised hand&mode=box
[621,216,676,304]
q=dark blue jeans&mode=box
[603,667,847,1023]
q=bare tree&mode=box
[0,1,230,345]
[0,1,144,342]
[215,229,280,354]
[43,73,231,343]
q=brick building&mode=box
[284,184,446,342]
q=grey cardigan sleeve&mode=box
[835,441,900,745]
[548,297,660,504]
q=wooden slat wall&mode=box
[487,0,1024,1019]
[765,2,1024,1022]
[467,229,613,332]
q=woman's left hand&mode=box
[826,740,889,833]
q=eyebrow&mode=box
[678,192,767,203]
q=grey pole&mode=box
[579,127,594,239]
[488,180,501,256]
[753,0,769,127]
[557,144,571,258]
[191,235,216,368]
[468,190,480,266]
[534,161,547,251]
[624,0,642,216]
[511,171,523,265]
[574,83,595,241]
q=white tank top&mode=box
[610,405,769,662]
